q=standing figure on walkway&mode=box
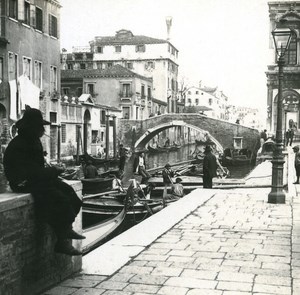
[286,128,295,146]
[203,145,217,188]
[293,146,300,184]
[3,108,84,256]
[118,143,127,172]
[260,129,268,146]
[84,160,98,179]
[133,152,151,184]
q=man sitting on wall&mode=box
[3,107,85,256]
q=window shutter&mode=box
[30,4,36,27]
[18,0,25,20]
[48,14,52,35]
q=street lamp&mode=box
[268,27,293,204]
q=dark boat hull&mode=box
[81,178,114,195]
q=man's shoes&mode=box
[294,182,299,184]
[57,228,86,240]
[55,241,82,256]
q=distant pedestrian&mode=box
[162,163,174,206]
[260,129,268,146]
[203,145,217,188]
[133,152,151,184]
[286,128,294,146]
[293,146,300,184]
[118,143,127,172]
[84,160,98,179]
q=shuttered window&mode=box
[49,14,57,38]
[9,0,18,19]
[61,124,66,143]
[35,7,43,31]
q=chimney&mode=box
[166,16,172,41]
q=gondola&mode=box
[148,144,181,153]
[82,184,132,254]
[195,139,216,146]
[256,139,276,164]
[81,177,114,195]
[73,154,119,166]
[221,148,255,166]
[83,190,163,223]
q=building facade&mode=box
[184,85,229,120]
[61,29,180,114]
[266,1,300,135]
[0,0,61,159]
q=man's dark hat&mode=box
[176,177,182,183]
[293,146,299,151]
[204,145,212,153]
[16,108,51,129]
[165,163,171,168]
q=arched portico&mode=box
[134,120,223,152]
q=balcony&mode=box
[119,91,133,100]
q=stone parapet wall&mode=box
[0,180,83,295]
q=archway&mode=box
[83,109,91,154]
[273,89,300,132]
[134,121,223,153]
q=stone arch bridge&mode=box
[118,113,260,152]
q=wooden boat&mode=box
[195,139,216,146]
[83,191,163,222]
[81,177,114,195]
[148,144,181,153]
[256,139,276,164]
[73,154,119,166]
[60,168,79,180]
[82,183,133,254]
[221,148,255,166]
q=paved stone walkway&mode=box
[43,148,300,295]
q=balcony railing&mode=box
[119,91,133,100]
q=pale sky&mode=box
[60,0,274,111]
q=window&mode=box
[80,63,86,69]
[100,110,106,124]
[35,7,43,31]
[195,91,199,94]
[23,57,32,79]
[126,62,133,69]
[141,85,145,98]
[0,58,3,82]
[115,46,121,52]
[87,83,94,95]
[62,88,69,96]
[49,14,58,38]
[123,107,130,119]
[195,98,199,105]
[107,62,112,68]
[147,61,155,69]
[147,87,151,99]
[50,65,57,92]
[209,98,212,106]
[8,52,18,81]
[121,83,131,97]
[75,53,83,59]
[286,33,297,65]
[67,64,73,70]
[9,0,17,19]
[61,124,66,143]
[97,46,103,53]
[136,45,145,52]
[34,60,42,89]
[77,87,83,97]
[50,112,57,123]
[24,1,30,25]
[188,91,191,95]
[188,98,191,104]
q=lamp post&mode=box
[268,27,292,204]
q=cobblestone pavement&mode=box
[42,147,300,295]
[43,184,300,295]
